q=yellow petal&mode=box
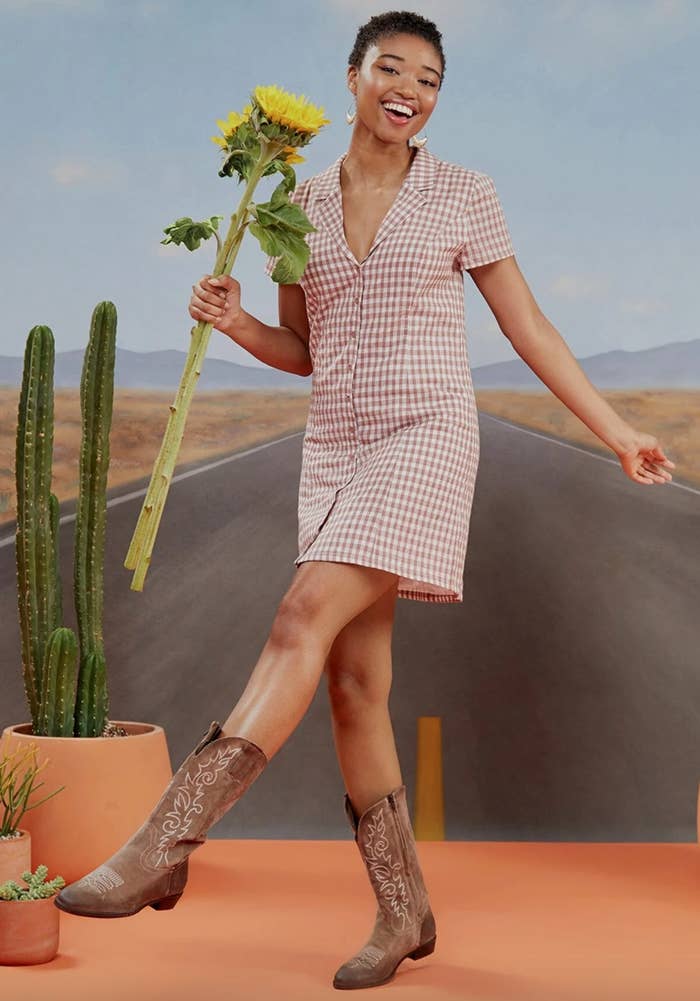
[253,83,331,135]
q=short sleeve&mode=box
[458,173,514,270]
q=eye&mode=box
[379,65,397,74]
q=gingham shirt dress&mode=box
[265,145,515,602]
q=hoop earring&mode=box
[345,100,356,125]
[409,132,428,148]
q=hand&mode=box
[188,274,244,337]
[614,429,676,485]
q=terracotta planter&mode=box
[0,829,32,885]
[0,722,173,885]
[0,895,61,965]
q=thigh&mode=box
[324,579,399,698]
[279,560,400,657]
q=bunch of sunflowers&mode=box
[124,85,330,591]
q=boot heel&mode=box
[409,935,436,960]
[150,893,183,911]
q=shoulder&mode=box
[288,158,334,209]
[429,151,498,207]
[289,174,313,209]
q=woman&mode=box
[56,10,675,992]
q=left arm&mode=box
[468,256,676,486]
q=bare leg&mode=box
[220,560,399,759]
[324,580,403,815]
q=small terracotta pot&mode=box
[0,829,32,885]
[0,896,60,965]
[1,722,173,885]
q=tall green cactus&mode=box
[15,305,117,738]
[73,301,116,737]
[15,326,62,731]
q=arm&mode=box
[468,256,676,485]
[190,275,312,377]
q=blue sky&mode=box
[1,0,697,370]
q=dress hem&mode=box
[294,552,462,604]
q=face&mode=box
[348,32,442,146]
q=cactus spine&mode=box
[15,326,62,730]
[73,301,116,737]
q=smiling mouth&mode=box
[381,102,416,125]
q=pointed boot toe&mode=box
[54,721,268,918]
[332,785,437,990]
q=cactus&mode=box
[73,301,116,736]
[74,650,107,738]
[14,305,117,738]
[15,326,62,731]
[0,865,65,900]
[49,491,63,628]
[37,627,79,737]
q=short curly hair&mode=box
[348,10,445,90]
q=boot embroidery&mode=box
[346,945,385,969]
[141,744,244,869]
[362,805,411,931]
[76,864,125,895]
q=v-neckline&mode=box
[338,147,420,267]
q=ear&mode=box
[346,65,357,95]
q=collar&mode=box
[311,144,437,200]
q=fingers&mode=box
[652,446,676,468]
[188,274,238,326]
[636,458,672,485]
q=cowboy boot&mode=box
[54,720,267,918]
[332,784,437,990]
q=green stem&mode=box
[125,138,287,590]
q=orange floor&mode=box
[5,839,700,1001]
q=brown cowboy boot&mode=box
[332,784,437,989]
[54,720,268,918]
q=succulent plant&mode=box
[0,864,65,900]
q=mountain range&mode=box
[0,338,698,391]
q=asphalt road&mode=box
[1,414,698,841]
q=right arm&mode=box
[189,274,312,377]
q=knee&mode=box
[326,658,391,723]
[269,586,324,651]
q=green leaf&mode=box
[161,216,221,252]
[249,220,311,285]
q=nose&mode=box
[396,78,417,96]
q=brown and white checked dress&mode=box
[265,144,515,602]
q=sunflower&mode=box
[210,103,254,147]
[252,84,330,136]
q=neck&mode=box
[342,140,416,190]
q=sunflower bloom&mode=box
[253,84,330,136]
[211,104,254,147]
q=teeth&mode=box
[383,101,415,117]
